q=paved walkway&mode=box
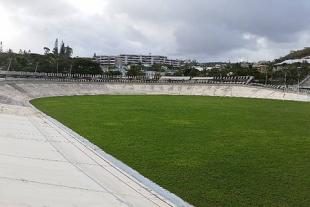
[0,103,175,207]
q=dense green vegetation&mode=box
[0,52,101,74]
[0,39,101,74]
[32,95,310,207]
[271,62,310,85]
[276,47,310,62]
[198,62,310,85]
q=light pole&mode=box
[284,68,287,91]
[34,62,39,73]
[5,58,12,81]
[69,64,72,75]
[297,66,301,93]
[56,59,59,74]
[265,67,268,85]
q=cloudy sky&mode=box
[0,0,310,62]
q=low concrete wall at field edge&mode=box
[1,81,310,105]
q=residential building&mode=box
[94,54,183,67]
[120,54,167,65]
[253,64,268,73]
[96,56,118,66]
[166,59,182,67]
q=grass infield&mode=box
[31,95,310,207]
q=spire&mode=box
[0,41,3,53]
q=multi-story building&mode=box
[166,59,182,67]
[150,55,167,65]
[95,54,183,67]
[119,54,168,65]
[96,56,117,66]
[120,54,141,65]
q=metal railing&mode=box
[1,71,309,95]
[0,71,253,85]
[251,83,310,95]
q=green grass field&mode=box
[31,95,310,207]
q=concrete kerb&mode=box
[28,102,193,207]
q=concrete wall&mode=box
[1,81,310,106]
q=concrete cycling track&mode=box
[0,81,309,207]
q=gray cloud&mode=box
[0,0,309,61]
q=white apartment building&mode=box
[166,59,182,67]
[95,54,183,67]
[96,56,117,66]
[120,54,167,65]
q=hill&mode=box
[276,47,310,62]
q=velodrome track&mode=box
[0,81,309,207]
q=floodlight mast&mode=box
[69,64,72,75]
[7,58,12,72]
[5,58,12,81]
[297,66,301,93]
[284,68,288,97]
[56,59,59,74]
[35,62,39,73]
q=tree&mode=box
[184,68,200,77]
[153,64,165,72]
[59,41,65,56]
[72,58,101,74]
[127,65,144,76]
[64,46,73,58]
[53,38,59,55]
[43,47,50,55]
[105,70,122,76]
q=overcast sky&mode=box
[0,0,310,62]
